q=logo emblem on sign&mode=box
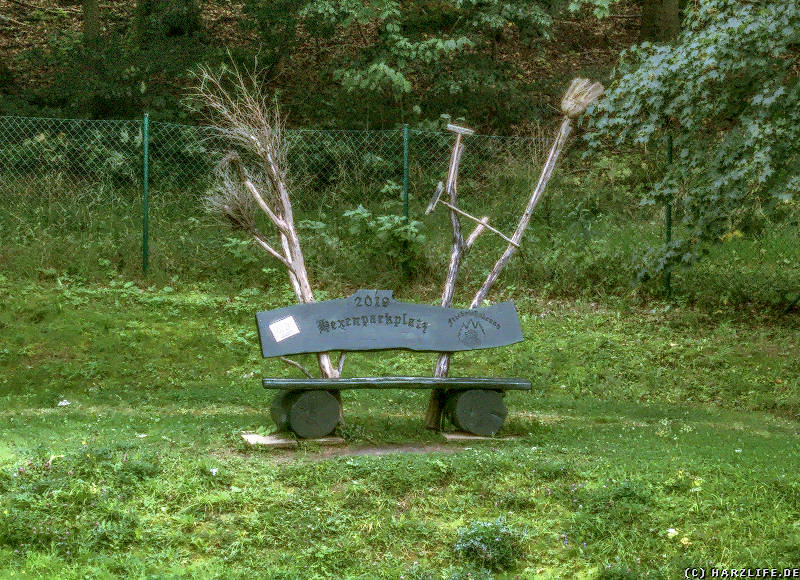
[458,320,485,347]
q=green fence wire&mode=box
[1,114,797,309]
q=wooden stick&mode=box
[446,124,475,136]
[428,183,517,247]
[252,231,294,271]
[425,181,445,215]
[424,128,471,430]
[469,117,572,308]
[465,217,489,248]
[437,200,519,248]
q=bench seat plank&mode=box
[262,376,532,391]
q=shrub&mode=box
[586,0,800,274]
[444,565,494,580]
[453,517,525,572]
[343,204,428,276]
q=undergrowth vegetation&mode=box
[2,147,797,310]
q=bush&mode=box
[342,204,428,277]
[453,517,525,572]
[1,127,140,185]
[587,0,800,273]
[444,566,494,580]
[284,131,400,202]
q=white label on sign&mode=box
[269,316,300,342]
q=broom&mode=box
[468,77,605,308]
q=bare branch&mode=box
[465,217,489,248]
[242,178,290,234]
[205,154,257,232]
[280,232,302,298]
[216,150,290,234]
[252,232,295,271]
[192,62,289,209]
[280,357,314,379]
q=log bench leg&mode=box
[444,389,507,436]
[270,390,341,439]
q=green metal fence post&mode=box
[664,133,673,297]
[399,123,410,277]
[402,123,409,222]
[142,112,150,276]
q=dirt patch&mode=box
[227,441,505,463]
[312,442,467,460]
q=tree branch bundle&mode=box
[424,77,604,430]
[196,63,338,380]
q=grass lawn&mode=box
[0,275,799,578]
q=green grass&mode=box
[1,275,799,578]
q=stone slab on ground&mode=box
[241,432,297,448]
[241,433,346,448]
[442,431,518,442]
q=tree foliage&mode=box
[585,0,800,278]
[241,0,555,127]
[7,0,580,127]
[7,0,209,118]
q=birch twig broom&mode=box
[424,78,604,430]
[194,64,342,382]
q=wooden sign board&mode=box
[255,289,523,358]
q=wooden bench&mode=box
[256,290,531,438]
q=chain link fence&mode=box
[1,115,797,309]
[0,114,550,211]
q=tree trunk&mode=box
[82,0,100,46]
[639,0,680,43]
